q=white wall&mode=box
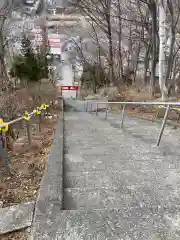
[50,47,61,54]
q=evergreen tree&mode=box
[10,34,50,83]
[21,34,32,56]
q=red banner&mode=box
[47,42,62,47]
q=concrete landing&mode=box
[51,208,180,240]
[0,201,34,235]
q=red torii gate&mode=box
[60,85,80,98]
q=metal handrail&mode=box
[85,101,180,106]
[84,101,180,146]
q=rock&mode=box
[13,142,25,153]
[12,137,28,153]
[25,227,32,233]
[0,201,35,235]
[0,201,3,208]
[45,115,53,119]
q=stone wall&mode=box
[31,100,64,239]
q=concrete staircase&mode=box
[56,110,180,239]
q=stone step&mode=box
[63,184,169,211]
[0,201,34,235]
[52,208,179,239]
[64,170,147,189]
[64,158,116,172]
[64,152,157,173]
[63,187,137,210]
[64,171,117,188]
[64,144,120,155]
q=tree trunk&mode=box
[150,1,157,97]
[117,0,123,80]
[167,56,178,97]
[143,43,152,84]
[132,42,141,83]
[158,0,168,100]
[165,0,176,89]
[107,18,115,86]
[127,1,132,72]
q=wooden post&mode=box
[19,118,24,129]
[0,133,10,175]
[38,115,42,132]
[26,121,32,146]
[41,111,44,123]
[3,133,7,150]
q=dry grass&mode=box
[26,80,58,108]
[0,80,61,239]
[87,86,180,123]
[0,108,60,207]
[1,230,29,240]
[0,107,60,239]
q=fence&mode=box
[0,103,52,175]
[84,101,180,146]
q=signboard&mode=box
[48,38,61,43]
[47,34,61,39]
[50,47,61,54]
[48,42,61,47]
[61,86,78,90]
[47,34,61,43]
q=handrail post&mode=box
[96,103,98,116]
[120,103,126,128]
[85,102,88,112]
[156,104,170,146]
[84,101,87,112]
[105,104,108,119]
[90,103,92,113]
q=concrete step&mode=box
[53,208,179,239]
[63,185,169,211]
[64,171,118,188]
[64,144,120,155]
[63,187,137,210]
[64,170,148,189]
[64,158,117,172]
[64,152,157,173]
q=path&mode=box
[61,62,76,98]
[33,100,180,239]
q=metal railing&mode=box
[84,101,180,146]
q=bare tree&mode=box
[158,0,180,99]
[70,0,180,100]
[0,0,14,85]
[76,0,117,85]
